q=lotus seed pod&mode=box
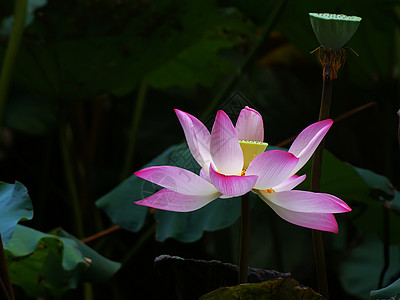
[309,13,362,51]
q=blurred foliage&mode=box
[0,0,400,299]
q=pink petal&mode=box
[267,200,339,233]
[235,106,264,142]
[175,109,212,171]
[199,168,211,182]
[257,190,351,213]
[288,119,333,175]
[135,188,219,212]
[209,164,257,197]
[246,150,299,190]
[272,175,306,192]
[135,166,217,195]
[210,110,243,175]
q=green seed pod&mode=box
[309,13,362,51]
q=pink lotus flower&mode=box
[135,106,351,233]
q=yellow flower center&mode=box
[239,140,268,170]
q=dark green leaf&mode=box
[297,150,400,243]
[391,191,400,212]
[7,0,256,99]
[146,39,234,89]
[4,225,120,297]
[353,166,393,198]
[96,144,185,233]
[5,92,57,135]
[371,277,400,300]
[340,235,400,299]
[296,149,371,202]
[155,195,243,242]
[0,181,33,243]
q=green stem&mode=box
[83,283,93,300]
[378,201,390,289]
[310,76,332,299]
[0,0,27,125]
[0,234,14,300]
[200,0,287,121]
[120,80,148,180]
[59,124,85,238]
[238,193,250,284]
[397,109,400,151]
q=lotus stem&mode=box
[310,73,333,299]
[238,192,250,284]
[59,124,85,238]
[121,80,148,180]
[0,0,27,125]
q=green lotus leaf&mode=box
[309,13,362,51]
[4,225,121,297]
[0,181,33,244]
[370,277,400,300]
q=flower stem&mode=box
[378,201,390,289]
[120,80,148,180]
[310,76,332,299]
[397,109,400,151]
[0,0,27,125]
[59,124,85,238]
[0,234,15,300]
[238,192,250,284]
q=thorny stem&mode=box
[238,193,250,284]
[0,234,15,300]
[0,0,27,126]
[310,75,333,299]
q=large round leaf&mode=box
[4,225,121,297]
[0,181,33,243]
[340,235,400,299]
